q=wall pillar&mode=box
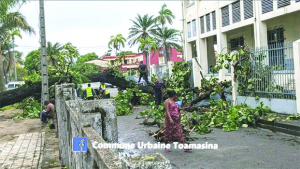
[217,32,228,81]
[293,39,300,114]
[253,0,268,48]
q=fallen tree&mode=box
[0,70,156,108]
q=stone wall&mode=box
[55,83,172,169]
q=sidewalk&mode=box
[0,132,45,169]
[118,107,300,169]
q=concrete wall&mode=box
[55,84,172,168]
[237,96,297,114]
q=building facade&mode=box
[143,47,183,65]
[182,0,300,87]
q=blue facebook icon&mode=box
[73,137,88,152]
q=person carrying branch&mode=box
[138,61,149,84]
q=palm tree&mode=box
[127,14,157,47]
[138,38,158,71]
[154,4,175,64]
[0,0,35,91]
[154,4,176,29]
[47,42,63,65]
[152,27,181,64]
[108,34,126,56]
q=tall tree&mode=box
[108,34,126,56]
[138,38,158,71]
[76,52,98,64]
[154,4,175,64]
[152,27,181,64]
[127,14,157,47]
[0,0,35,91]
[46,42,63,65]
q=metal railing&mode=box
[240,42,296,100]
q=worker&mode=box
[175,99,187,109]
[100,82,106,91]
[40,100,55,123]
[100,88,110,99]
[138,61,149,84]
[85,84,95,100]
[153,80,163,107]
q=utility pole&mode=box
[39,0,49,103]
[13,36,17,81]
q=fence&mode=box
[240,42,295,100]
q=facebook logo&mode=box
[72,137,88,152]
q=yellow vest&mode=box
[104,89,110,95]
[86,87,93,97]
[100,84,106,89]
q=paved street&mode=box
[0,132,45,169]
[118,107,300,169]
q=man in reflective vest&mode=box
[101,88,110,99]
[85,84,94,100]
[100,82,106,91]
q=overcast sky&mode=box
[14,1,183,60]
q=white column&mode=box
[240,0,244,21]
[199,38,208,75]
[229,4,233,25]
[192,38,203,87]
[293,39,300,114]
[253,0,268,48]
[217,32,228,81]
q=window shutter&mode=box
[212,11,216,30]
[297,0,300,3]
[222,6,229,27]
[278,0,290,8]
[244,0,253,20]
[261,0,273,14]
[232,1,241,23]
[206,14,211,32]
[200,16,205,34]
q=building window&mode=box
[206,14,210,32]
[187,22,191,38]
[212,11,216,30]
[221,6,229,27]
[124,60,127,64]
[297,0,300,3]
[244,0,253,20]
[192,20,196,37]
[232,1,241,23]
[261,0,273,14]
[131,59,133,63]
[111,60,114,65]
[278,0,290,8]
[267,27,285,68]
[200,16,205,34]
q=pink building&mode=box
[143,47,183,65]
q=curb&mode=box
[256,119,300,136]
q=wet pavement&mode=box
[117,107,300,169]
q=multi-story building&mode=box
[182,0,300,87]
[85,47,183,74]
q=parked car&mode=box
[105,83,116,88]
[5,81,25,90]
[128,76,147,86]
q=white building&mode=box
[182,0,300,87]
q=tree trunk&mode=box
[0,71,155,107]
[0,43,5,92]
